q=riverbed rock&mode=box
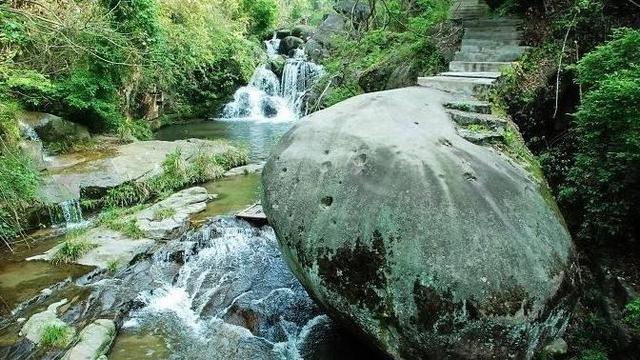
[20,112,90,145]
[262,87,577,359]
[292,25,315,40]
[305,14,347,62]
[136,187,210,240]
[40,139,236,203]
[279,36,305,57]
[20,299,74,345]
[63,319,115,360]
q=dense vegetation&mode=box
[313,0,457,109]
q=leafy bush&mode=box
[625,298,640,330]
[242,0,279,36]
[560,29,640,245]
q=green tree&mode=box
[561,28,640,245]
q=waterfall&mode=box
[222,40,323,122]
[281,50,325,116]
[265,33,281,58]
[222,66,296,122]
[50,199,87,229]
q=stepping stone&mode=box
[446,109,507,129]
[444,100,492,114]
[440,71,501,79]
[417,76,494,96]
[449,61,514,72]
[457,127,505,144]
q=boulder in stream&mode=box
[279,36,305,57]
[262,87,577,359]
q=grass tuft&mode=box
[52,229,95,264]
[39,323,73,348]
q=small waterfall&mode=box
[222,41,323,122]
[281,50,325,116]
[265,33,281,58]
[50,199,87,229]
[222,66,296,122]
[19,122,41,142]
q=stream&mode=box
[0,42,383,359]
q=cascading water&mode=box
[123,217,350,359]
[281,50,324,116]
[222,35,323,122]
[50,199,87,229]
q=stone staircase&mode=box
[418,0,529,144]
[418,0,527,97]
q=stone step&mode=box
[463,31,524,40]
[446,109,507,128]
[457,127,505,144]
[417,75,495,96]
[454,49,526,62]
[463,25,521,33]
[440,71,500,79]
[449,61,513,72]
[444,100,492,114]
[460,44,529,53]
[463,18,523,27]
[462,38,522,47]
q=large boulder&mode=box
[278,36,305,57]
[262,87,577,359]
[292,25,315,40]
[334,0,371,26]
[305,14,347,63]
[20,112,90,145]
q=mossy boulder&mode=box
[262,87,577,359]
[292,25,315,40]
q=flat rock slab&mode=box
[63,319,115,360]
[20,299,73,345]
[29,229,155,269]
[137,187,211,240]
[41,139,233,203]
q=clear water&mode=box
[155,120,293,162]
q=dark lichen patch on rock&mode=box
[317,232,388,314]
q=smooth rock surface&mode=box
[262,87,576,359]
[20,112,90,144]
[20,299,72,344]
[40,139,234,203]
[137,187,210,240]
[63,319,115,360]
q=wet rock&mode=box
[29,229,155,269]
[18,140,47,170]
[137,187,210,240]
[266,55,286,78]
[279,36,305,57]
[305,14,346,63]
[224,163,264,177]
[63,319,115,360]
[40,139,237,204]
[292,25,315,40]
[544,338,568,355]
[262,87,577,359]
[275,29,291,39]
[20,299,74,345]
[20,112,90,145]
[334,0,371,26]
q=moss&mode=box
[624,298,640,330]
[39,323,73,348]
[98,206,146,239]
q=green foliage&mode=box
[0,140,41,242]
[579,349,608,360]
[561,29,640,244]
[317,0,451,108]
[624,298,640,330]
[39,324,73,348]
[242,0,279,36]
[576,28,640,91]
[52,229,95,264]
[106,259,120,273]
